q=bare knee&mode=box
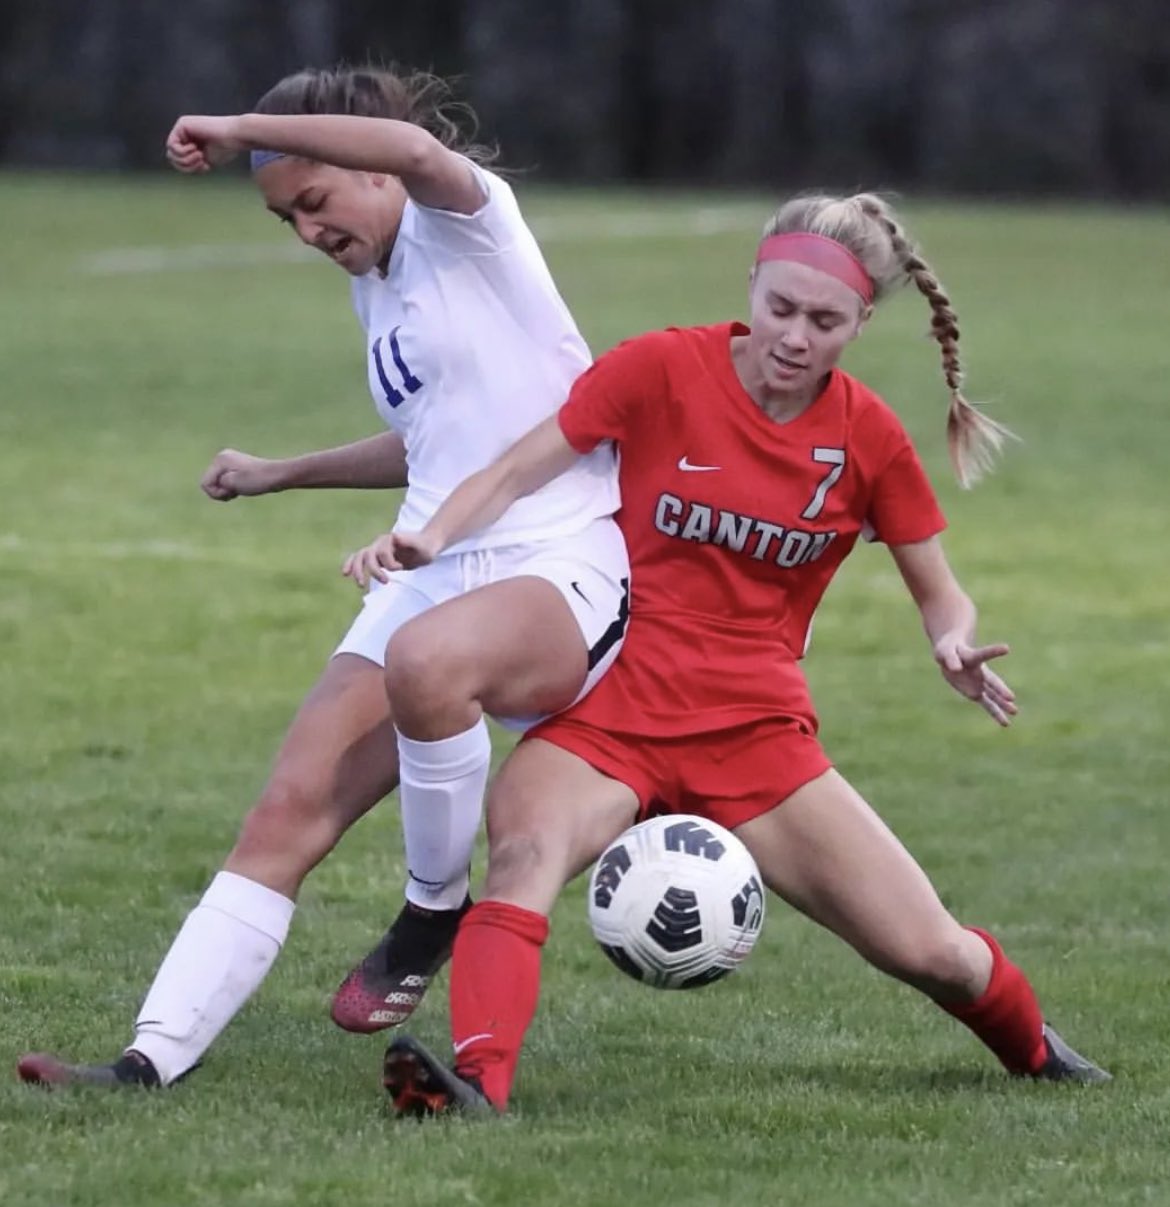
[385,623,479,734]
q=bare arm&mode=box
[890,536,977,647]
[202,431,407,501]
[889,536,1017,726]
[276,431,408,490]
[342,416,582,585]
[165,112,485,214]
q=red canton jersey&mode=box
[554,321,946,736]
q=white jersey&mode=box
[350,161,619,553]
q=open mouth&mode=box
[772,353,806,372]
[325,235,353,259]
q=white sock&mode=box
[398,719,491,911]
[128,871,294,1085]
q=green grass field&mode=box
[2,171,1169,1206]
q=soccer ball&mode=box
[587,814,765,989]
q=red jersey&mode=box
[554,322,946,736]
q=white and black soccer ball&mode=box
[587,814,765,990]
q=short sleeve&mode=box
[865,434,947,546]
[558,333,670,453]
[408,161,523,255]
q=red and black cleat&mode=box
[16,1049,160,1089]
[330,897,471,1033]
[382,1035,494,1117]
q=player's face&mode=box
[746,260,868,396]
[256,158,405,276]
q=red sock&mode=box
[939,928,1047,1074]
[448,899,549,1110]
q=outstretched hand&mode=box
[165,115,247,173]
[342,531,440,588]
[932,635,1018,727]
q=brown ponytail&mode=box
[253,64,497,166]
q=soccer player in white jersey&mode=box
[18,65,629,1090]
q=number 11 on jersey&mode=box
[373,326,424,408]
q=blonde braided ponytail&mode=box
[855,196,1014,487]
[763,192,1014,486]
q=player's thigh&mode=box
[483,737,640,914]
[734,770,968,975]
[334,570,436,669]
[492,521,631,729]
[388,576,590,720]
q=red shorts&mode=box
[525,712,833,832]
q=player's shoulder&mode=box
[665,321,736,352]
[605,323,731,367]
[405,160,524,242]
[833,369,925,475]
[835,369,910,436]
[454,162,521,217]
[570,326,716,418]
[595,327,671,368]
[476,164,517,203]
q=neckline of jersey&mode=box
[714,320,842,439]
[372,200,413,282]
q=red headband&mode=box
[756,232,874,305]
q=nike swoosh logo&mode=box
[570,580,593,606]
[678,456,721,472]
[453,1033,494,1055]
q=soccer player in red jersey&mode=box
[345,191,1110,1113]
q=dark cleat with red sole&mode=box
[382,1035,494,1117]
[331,897,471,1033]
[17,1049,161,1089]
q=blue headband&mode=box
[249,149,286,172]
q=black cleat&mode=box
[1034,1023,1112,1084]
[382,1035,494,1118]
[17,1049,161,1090]
[331,897,472,1033]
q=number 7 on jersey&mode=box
[800,447,846,521]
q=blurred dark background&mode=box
[3,0,1169,196]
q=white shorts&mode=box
[333,516,630,730]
